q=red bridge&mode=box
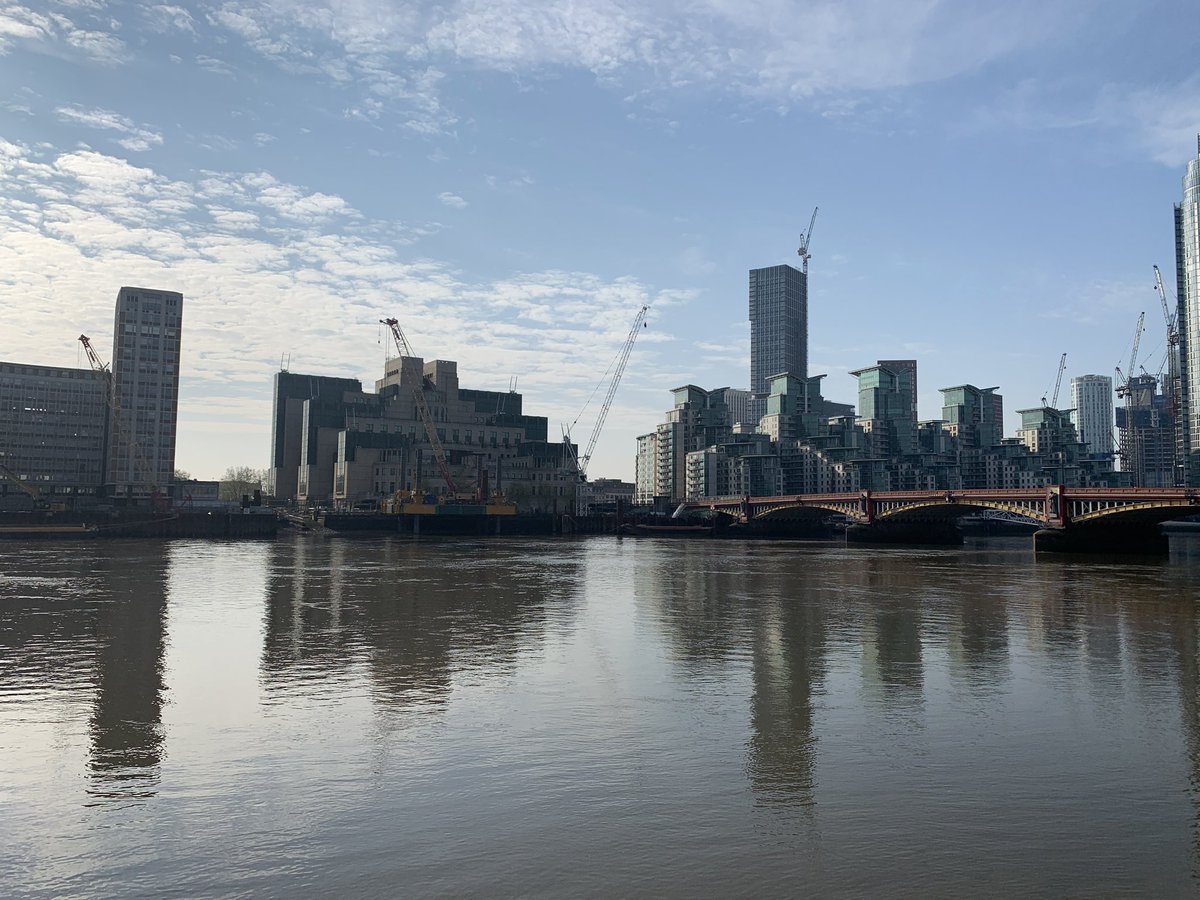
[680,486,1200,553]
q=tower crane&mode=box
[565,305,650,483]
[379,317,457,494]
[1041,352,1068,408]
[1154,264,1181,419]
[797,207,819,276]
[1114,312,1145,397]
[0,462,43,501]
[1114,312,1146,482]
[78,334,164,506]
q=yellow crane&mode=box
[0,462,42,500]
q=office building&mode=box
[0,362,108,505]
[269,371,364,501]
[749,264,807,408]
[1177,139,1200,484]
[1070,375,1114,457]
[274,354,577,513]
[107,287,184,498]
[1,285,183,506]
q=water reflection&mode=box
[261,537,577,714]
[0,543,169,803]
[86,547,168,802]
[746,586,825,808]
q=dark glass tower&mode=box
[749,264,807,411]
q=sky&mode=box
[1,0,1198,482]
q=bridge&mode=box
[680,486,1200,553]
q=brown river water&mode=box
[3,533,1200,897]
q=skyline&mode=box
[1,1,1198,481]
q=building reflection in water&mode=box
[86,545,170,803]
[0,544,171,804]
[857,554,925,707]
[260,537,575,717]
[745,567,826,809]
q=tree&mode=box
[219,466,266,502]
[173,468,193,482]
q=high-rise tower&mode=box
[107,287,183,498]
[1069,374,1113,457]
[1176,139,1200,485]
[749,264,807,418]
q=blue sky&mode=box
[1,0,1197,481]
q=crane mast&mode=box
[797,207,819,276]
[379,317,457,494]
[1051,352,1067,408]
[1154,264,1182,419]
[78,334,162,503]
[1114,312,1147,484]
[0,462,42,500]
[1127,311,1145,377]
[566,305,650,484]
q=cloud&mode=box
[1097,76,1200,167]
[0,138,688,477]
[54,105,164,152]
[0,4,125,63]
[199,0,1111,142]
[144,4,197,35]
[437,191,467,208]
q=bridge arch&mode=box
[874,499,1044,525]
[1070,500,1200,526]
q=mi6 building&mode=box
[268,353,580,513]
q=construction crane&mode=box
[0,462,42,500]
[565,305,650,483]
[379,317,457,494]
[1154,264,1181,418]
[1114,312,1145,395]
[78,334,164,505]
[1114,312,1146,482]
[797,207,819,276]
[1041,352,1068,408]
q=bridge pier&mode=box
[845,521,962,547]
[1033,524,1169,555]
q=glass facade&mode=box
[749,264,807,403]
[0,362,107,500]
[1177,147,1200,484]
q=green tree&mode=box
[173,468,193,482]
[219,466,266,502]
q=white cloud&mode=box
[1097,77,1200,167]
[0,4,125,63]
[54,105,164,152]
[437,191,467,208]
[0,139,687,478]
[200,0,1112,142]
[144,4,197,35]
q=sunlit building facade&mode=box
[1177,141,1200,484]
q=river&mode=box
[3,533,1200,897]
